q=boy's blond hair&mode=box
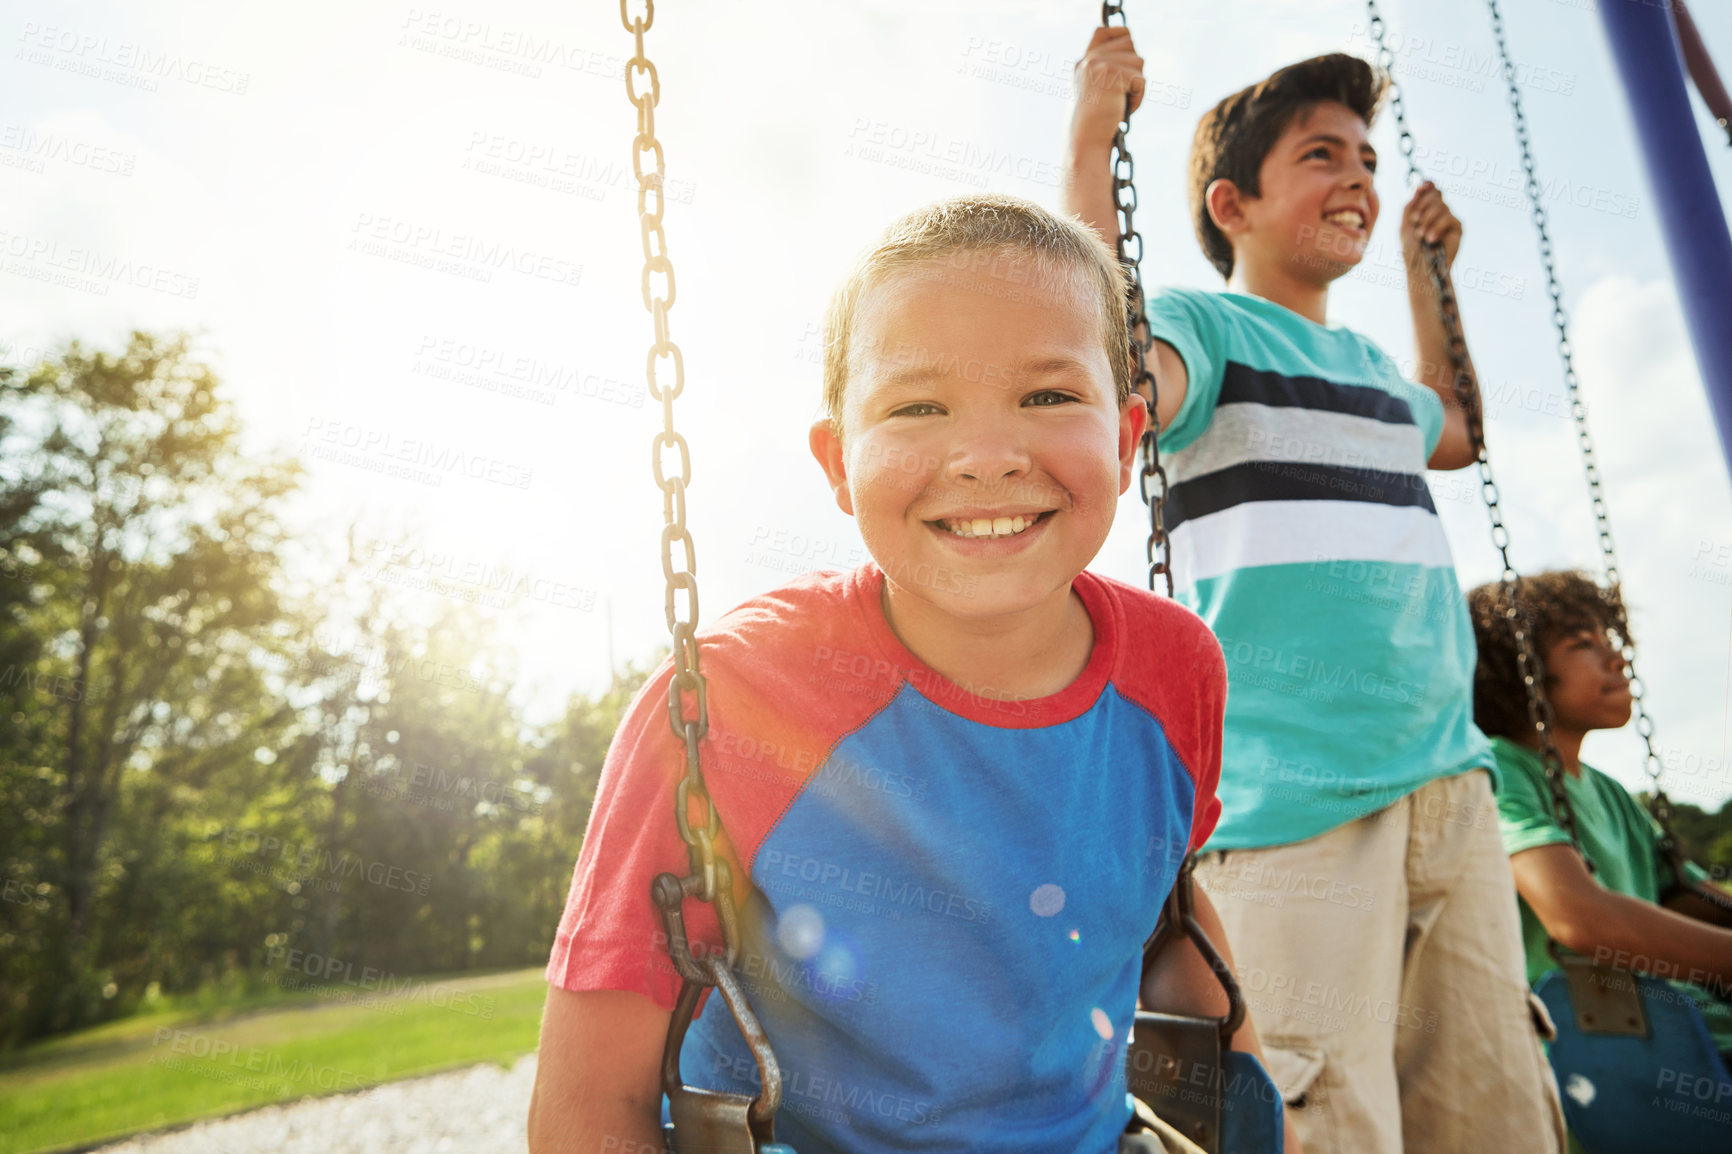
[821,193,1132,428]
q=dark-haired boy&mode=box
[1468,571,1732,1071]
[1063,27,1564,1153]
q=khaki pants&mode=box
[1194,769,1567,1154]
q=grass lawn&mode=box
[0,967,547,1154]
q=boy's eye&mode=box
[1304,146,1330,161]
[892,402,943,417]
[1024,390,1077,407]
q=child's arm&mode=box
[1061,26,1190,433]
[1513,843,1732,995]
[1665,882,1732,929]
[527,986,669,1154]
[1401,182,1482,472]
[1063,26,1144,249]
[1140,884,1305,1154]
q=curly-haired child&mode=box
[1469,570,1732,1066]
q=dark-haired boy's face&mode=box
[1237,101,1380,283]
[1541,626,1633,734]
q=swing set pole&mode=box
[1595,0,1732,484]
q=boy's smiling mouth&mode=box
[1322,207,1367,231]
[929,509,1056,540]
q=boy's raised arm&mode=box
[528,986,669,1154]
[1062,26,1190,433]
[1063,26,1145,248]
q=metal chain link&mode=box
[624,2,789,1131]
[1483,0,1678,864]
[1102,0,1173,600]
[1363,1,1582,854]
[622,0,746,983]
[1100,4,1250,1058]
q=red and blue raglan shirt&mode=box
[546,562,1224,1154]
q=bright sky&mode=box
[4,0,1732,808]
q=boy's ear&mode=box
[1117,393,1150,494]
[808,419,855,516]
[1205,177,1250,240]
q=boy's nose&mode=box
[945,424,1031,485]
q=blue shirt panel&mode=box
[680,681,1198,1154]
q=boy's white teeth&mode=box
[1324,210,1364,228]
[942,513,1039,538]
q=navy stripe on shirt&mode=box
[1165,460,1437,531]
[1218,362,1418,426]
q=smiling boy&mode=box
[528,194,1294,1153]
[1063,28,1565,1153]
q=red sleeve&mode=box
[1092,573,1226,853]
[1183,623,1226,853]
[543,567,892,1011]
[543,658,723,1011]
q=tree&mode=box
[0,331,302,1037]
[0,330,654,1048]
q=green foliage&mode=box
[0,333,647,1050]
[1,331,306,1040]
[1654,795,1732,878]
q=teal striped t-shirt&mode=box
[1145,287,1495,850]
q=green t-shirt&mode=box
[1491,736,1732,1050]
[1144,287,1493,851]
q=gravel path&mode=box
[93,1056,538,1154]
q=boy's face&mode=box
[1541,626,1633,733]
[810,254,1146,625]
[1229,101,1380,283]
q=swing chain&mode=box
[1102,0,1173,600]
[622,0,740,976]
[1483,0,1677,863]
[1098,3,1251,1060]
[1363,1,1583,854]
[623,5,792,1136]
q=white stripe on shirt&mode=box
[1165,403,1430,483]
[1168,499,1457,590]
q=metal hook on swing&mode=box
[660,955,788,1154]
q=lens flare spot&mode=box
[1068,929,1081,944]
[1091,1007,1114,1040]
[777,903,825,960]
[816,942,859,986]
[1030,883,1066,917]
